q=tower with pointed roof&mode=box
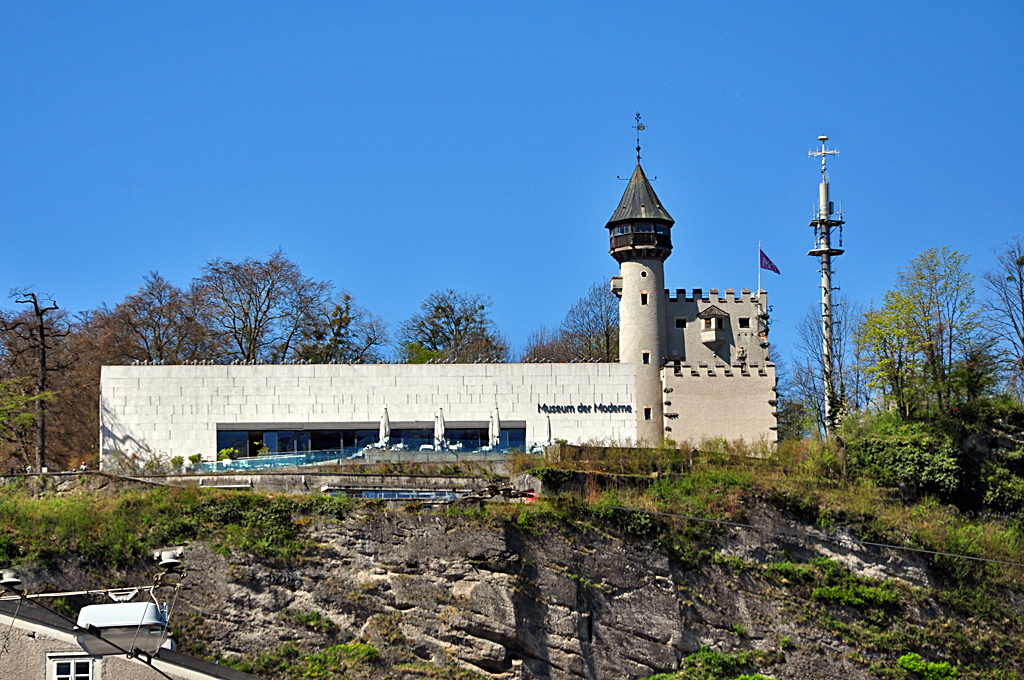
[607,158,674,442]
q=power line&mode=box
[606,505,1024,569]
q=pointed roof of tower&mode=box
[607,163,674,225]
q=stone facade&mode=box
[100,363,638,462]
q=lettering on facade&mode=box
[538,403,633,414]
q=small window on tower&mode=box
[641,293,648,306]
[704,318,712,330]
[644,406,652,421]
[634,224,655,233]
[739,317,750,329]
[675,318,687,329]
[716,318,724,330]
[642,352,650,365]
[655,225,670,234]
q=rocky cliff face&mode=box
[19,500,1011,679]
[173,506,958,679]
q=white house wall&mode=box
[100,363,640,462]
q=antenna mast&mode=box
[808,136,844,436]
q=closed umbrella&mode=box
[489,406,501,447]
[379,407,391,448]
[435,408,446,449]
[545,415,552,445]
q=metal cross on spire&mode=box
[633,112,645,163]
[809,135,839,180]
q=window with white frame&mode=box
[52,656,94,680]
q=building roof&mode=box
[606,163,674,226]
[0,598,263,680]
[697,305,730,319]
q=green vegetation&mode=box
[0,485,357,566]
[642,647,774,679]
[286,610,337,631]
[897,653,961,680]
[218,641,380,678]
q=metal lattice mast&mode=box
[808,136,844,436]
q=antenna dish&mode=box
[818,135,829,142]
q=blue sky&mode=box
[1,2,1021,363]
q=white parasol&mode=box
[379,406,391,448]
[435,408,446,449]
[489,406,501,447]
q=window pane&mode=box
[216,431,248,458]
[56,661,71,675]
[634,224,654,233]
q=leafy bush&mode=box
[847,421,961,500]
[811,584,898,608]
[897,652,959,679]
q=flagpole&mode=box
[757,240,761,300]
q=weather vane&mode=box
[633,112,645,162]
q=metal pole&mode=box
[808,136,843,437]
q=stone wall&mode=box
[661,362,777,446]
[100,363,639,463]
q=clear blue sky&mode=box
[1,2,1021,363]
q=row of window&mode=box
[217,428,528,457]
[673,317,751,329]
[610,223,671,236]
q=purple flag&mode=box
[759,250,780,274]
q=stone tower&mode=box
[607,162,674,443]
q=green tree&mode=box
[397,290,509,363]
[897,246,980,411]
[857,247,984,417]
[0,377,54,441]
[858,290,922,418]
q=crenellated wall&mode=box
[663,288,770,367]
[660,361,778,446]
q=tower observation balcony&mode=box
[606,163,674,263]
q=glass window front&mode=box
[217,431,248,457]
[655,225,670,234]
[634,223,654,233]
[612,225,630,236]
[500,428,526,450]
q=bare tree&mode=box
[562,282,619,362]
[521,326,574,362]
[522,282,619,363]
[398,290,510,363]
[295,292,389,364]
[95,272,225,363]
[792,293,866,435]
[0,291,70,470]
[983,235,1024,398]
[195,250,332,362]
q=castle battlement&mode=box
[666,288,761,303]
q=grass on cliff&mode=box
[0,485,357,567]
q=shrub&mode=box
[897,652,959,680]
[847,421,961,500]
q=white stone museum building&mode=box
[100,157,777,467]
